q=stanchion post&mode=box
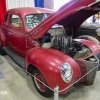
[54,86,59,100]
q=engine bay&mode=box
[40,27,92,59]
[52,35,92,58]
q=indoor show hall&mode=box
[0,0,100,100]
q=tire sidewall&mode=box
[32,69,53,97]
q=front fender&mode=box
[74,39,100,54]
[26,47,81,94]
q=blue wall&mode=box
[34,0,44,8]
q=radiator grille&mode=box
[84,56,99,85]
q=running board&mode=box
[3,46,25,69]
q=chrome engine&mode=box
[45,28,96,59]
[53,34,92,58]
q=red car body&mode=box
[0,0,100,97]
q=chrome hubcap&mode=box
[34,73,46,92]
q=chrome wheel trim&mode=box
[34,73,46,92]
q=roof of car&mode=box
[6,7,54,16]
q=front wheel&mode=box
[32,69,53,97]
[76,35,100,44]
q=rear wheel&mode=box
[0,42,6,55]
[76,35,100,44]
[32,69,53,97]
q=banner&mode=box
[6,0,35,9]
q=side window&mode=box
[5,14,8,24]
[10,15,23,28]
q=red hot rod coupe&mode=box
[0,0,100,97]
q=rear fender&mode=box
[0,29,6,47]
[25,48,81,94]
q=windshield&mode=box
[25,13,50,29]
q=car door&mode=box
[8,14,27,57]
[1,13,10,45]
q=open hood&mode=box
[31,0,100,39]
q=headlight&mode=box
[61,63,73,83]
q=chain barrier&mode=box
[0,56,54,92]
[0,55,99,99]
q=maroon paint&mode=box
[0,0,100,95]
[26,48,81,94]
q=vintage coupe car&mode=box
[1,0,100,98]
